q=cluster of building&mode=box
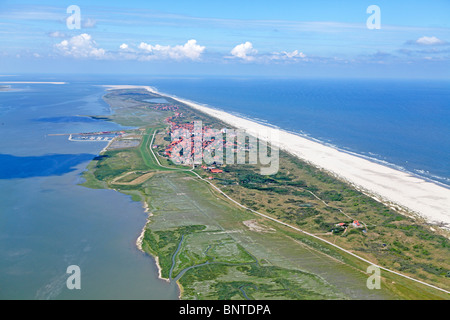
[164,113,189,159]
[165,112,183,129]
[149,103,179,112]
[164,115,216,161]
[201,165,223,178]
[163,125,222,164]
[163,116,234,172]
[163,117,254,166]
[335,220,363,228]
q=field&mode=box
[81,88,450,299]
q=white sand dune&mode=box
[102,85,450,228]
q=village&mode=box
[160,110,255,179]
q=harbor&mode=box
[48,131,125,142]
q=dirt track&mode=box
[111,171,158,185]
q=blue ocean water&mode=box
[148,78,450,187]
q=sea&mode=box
[0,75,449,299]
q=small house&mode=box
[352,220,362,228]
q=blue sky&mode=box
[0,0,449,78]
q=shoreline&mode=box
[136,201,151,253]
[95,113,177,292]
[137,200,171,284]
[101,84,450,229]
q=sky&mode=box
[0,0,449,78]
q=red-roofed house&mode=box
[352,220,362,228]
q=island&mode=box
[79,86,450,299]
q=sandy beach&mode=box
[136,201,151,252]
[102,85,450,229]
[135,200,171,282]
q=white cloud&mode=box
[48,31,67,38]
[416,36,446,46]
[55,33,106,59]
[285,50,306,59]
[82,18,97,28]
[230,41,257,61]
[227,45,307,63]
[271,50,306,60]
[119,43,129,50]
[137,39,205,60]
